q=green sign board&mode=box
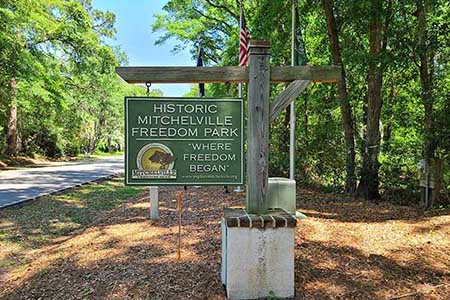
[125,97,243,185]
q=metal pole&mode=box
[177,191,182,260]
[289,0,296,180]
[234,83,244,193]
[146,84,161,217]
[235,0,244,193]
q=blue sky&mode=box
[92,0,193,96]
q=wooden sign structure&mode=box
[116,40,340,214]
[125,97,243,186]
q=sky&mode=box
[92,0,194,96]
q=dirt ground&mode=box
[1,182,449,300]
[0,152,122,170]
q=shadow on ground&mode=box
[296,188,439,223]
[1,185,449,300]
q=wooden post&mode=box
[149,186,159,220]
[246,41,271,214]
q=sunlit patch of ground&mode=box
[0,180,449,300]
[296,189,450,300]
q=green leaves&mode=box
[150,0,450,197]
[0,0,129,157]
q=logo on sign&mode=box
[133,143,177,179]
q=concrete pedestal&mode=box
[221,208,296,299]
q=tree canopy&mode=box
[0,0,162,157]
[153,0,450,204]
[1,0,449,205]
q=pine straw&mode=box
[1,184,449,300]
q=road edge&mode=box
[0,173,123,209]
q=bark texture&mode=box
[358,0,391,201]
[322,0,357,193]
[5,78,18,156]
[416,0,436,209]
[416,0,435,162]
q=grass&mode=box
[76,151,124,159]
[0,176,143,272]
[92,150,124,157]
[1,151,123,170]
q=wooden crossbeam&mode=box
[115,65,340,84]
[116,66,246,83]
[270,80,310,122]
[271,66,339,83]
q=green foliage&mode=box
[1,0,449,202]
[0,0,159,157]
[152,0,450,201]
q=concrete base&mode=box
[221,211,296,299]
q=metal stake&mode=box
[177,191,182,260]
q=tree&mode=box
[357,0,392,201]
[322,0,357,194]
[153,0,450,203]
[0,0,123,157]
[152,0,364,189]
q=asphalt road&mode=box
[0,156,124,208]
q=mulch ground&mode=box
[1,185,449,300]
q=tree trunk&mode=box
[304,94,308,158]
[278,105,290,177]
[283,105,291,155]
[416,0,435,162]
[383,81,395,151]
[107,137,113,153]
[322,0,357,193]
[416,0,435,209]
[358,0,386,201]
[5,78,18,156]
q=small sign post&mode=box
[149,186,159,220]
[125,97,243,186]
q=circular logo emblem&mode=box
[136,143,175,171]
